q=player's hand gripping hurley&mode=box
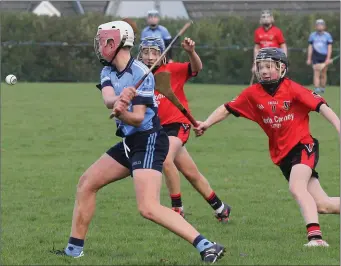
[110,21,193,119]
[320,54,340,71]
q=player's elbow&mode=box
[102,95,116,109]
[104,102,110,109]
[191,63,203,73]
[196,61,203,72]
[103,100,113,109]
[132,120,142,127]
[131,114,145,127]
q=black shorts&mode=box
[312,51,327,65]
[162,123,191,145]
[279,138,319,181]
[106,129,169,176]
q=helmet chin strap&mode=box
[261,78,284,95]
[259,63,286,95]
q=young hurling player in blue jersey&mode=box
[306,19,333,94]
[52,20,225,263]
[141,10,173,62]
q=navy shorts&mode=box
[106,129,169,176]
[312,51,327,65]
[279,138,319,181]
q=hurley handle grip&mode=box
[181,108,199,128]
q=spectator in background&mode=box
[141,10,173,62]
[252,10,287,74]
[306,19,333,94]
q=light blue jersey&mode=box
[100,57,160,137]
[141,25,172,42]
[308,31,333,55]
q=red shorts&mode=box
[162,123,191,145]
[279,138,319,181]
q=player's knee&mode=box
[163,158,173,169]
[162,158,177,174]
[316,201,330,214]
[77,173,97,194]
[317,206,328,214]
[137,204,157,220]
[289,185,302,199]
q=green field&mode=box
[1,83,340,265]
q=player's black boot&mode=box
[215,203,231,223]
[50,247,84,258]
[200,242,226,263]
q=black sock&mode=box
[206,191,223,210]
[68,237,84,247]
[170,193,182,208]
[192,234,214,252]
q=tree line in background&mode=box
[1,12,340,85]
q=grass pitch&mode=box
[1,82,339,265]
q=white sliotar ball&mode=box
[5,74,17,85]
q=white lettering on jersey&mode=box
[268,101,278,105]
[262,114,295,128]
[155,94,165,105]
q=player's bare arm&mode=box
[194,105,230,136]
[254,44,260,61]
[115,105,146,127]
[326,44,332,65]
[102,86,120,109]
[252,44,260,72]
[319,104,340,134]
[280,43,288,56]
[102,86,136,109]
[306,44,313,65]
[182,37,203,73]
[110,87,137,116]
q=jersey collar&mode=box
[260,78,287,97]
[113,57,134,78]
[149,25,159,31]
[263,25,273,32]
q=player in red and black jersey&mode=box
[252,10,287,74]
[138,37,231,222]
[195,48,340,247]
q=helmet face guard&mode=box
[147,10,159,17]
[137,37,166,67]
[147,10,160,28]
[315,19,326,32]
[255,48,288,85]
[94,29,124,66]
[255,58,287,85]
[260,10,273,26]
